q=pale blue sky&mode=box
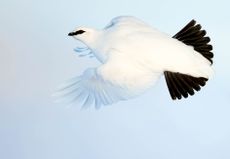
[0,0,230,159]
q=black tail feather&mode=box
[164,20,213,100]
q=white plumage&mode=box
[55,16,214,108]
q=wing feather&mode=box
[54,68,129,108]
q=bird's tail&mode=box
[173,19,213,64]
[164,20,213,100]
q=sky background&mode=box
[0,0,230,159]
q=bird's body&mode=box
[56,16,214,108]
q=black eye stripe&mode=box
[74,30,85,35]
[68,29,86,36]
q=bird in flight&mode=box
[56,16,214,109]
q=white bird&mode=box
[56,16,214,109]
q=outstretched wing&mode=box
[54,68,130,109]
[104,16,149,30]
[164,19,213,100]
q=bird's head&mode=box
[68,27,99,46]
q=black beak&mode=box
[68,32,76,36]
